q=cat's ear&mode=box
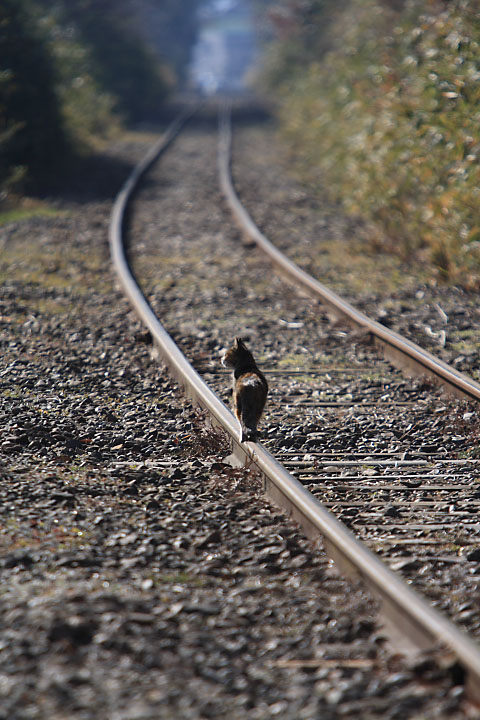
[234,336,242,347]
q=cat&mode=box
[221,337,268,442]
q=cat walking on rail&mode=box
[221,337,268,443]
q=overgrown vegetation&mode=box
[261,0,480,287]
[48,0,173,125]
[0,0,199,200]
[0,0,70,195]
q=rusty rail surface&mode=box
[109,107,480,703]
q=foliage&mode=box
[51,0,172,124]
[0,0,70,194]
[262,0,480,287]
[0,0,200,199]
[33,3,121,149]
[135,0,201,87]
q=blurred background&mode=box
[0,0,268,199]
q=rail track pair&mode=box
[110,103,480,702]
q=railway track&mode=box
[110,103,480,704]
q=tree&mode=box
[46,0,171,123]
[133,0,201,87]
[0,0,69,191]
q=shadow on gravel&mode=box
[40,151,139,205]
[186,98,273,133]
[33,100,272,206]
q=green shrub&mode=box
[0,0,71,192]
[34,6,121,148]
[0,0,185,200]
[56,0,172,125]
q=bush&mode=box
[263,0,480,287]
[0,0,71,193]
[35,6,121,149]
[0,0,184,200]
[56,0,172,125]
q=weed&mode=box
[182,410,230,458]
[208,463,262,496]
[0,203,67,226]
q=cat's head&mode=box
[221,337,253,368]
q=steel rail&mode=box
[109,109,480,703]
[218,104,480,404]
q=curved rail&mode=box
[110,108,480,703]
[218,105,480,404]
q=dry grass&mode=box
[208,463,263,496]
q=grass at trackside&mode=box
[0,199,68,226]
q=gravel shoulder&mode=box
[0,110,478,718]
